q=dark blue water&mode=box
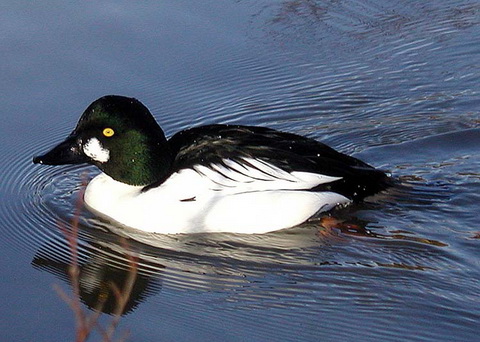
[1,1,479,341]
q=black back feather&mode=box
[165,124,390,200]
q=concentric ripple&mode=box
[0,113,461,295]
[1,125,92,257]
[2,50,477,313]
[1,0,479,341]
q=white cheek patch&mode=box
[83,138,110,163]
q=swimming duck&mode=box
[33,95,389,234]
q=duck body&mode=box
[34,95,390,234]
[84,169,347,234]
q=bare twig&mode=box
[54,176,137,342]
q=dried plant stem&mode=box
[54,177,137,342]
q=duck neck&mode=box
[99,131,174,186]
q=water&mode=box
[1,1,479,341]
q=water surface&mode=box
[1,1,479,341]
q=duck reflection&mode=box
[31,213,340,317]
[32,232,163,316]
[31,194,448,321]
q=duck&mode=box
[33,95,390,234]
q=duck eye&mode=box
[102,128,115,137]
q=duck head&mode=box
[33,95,173,186]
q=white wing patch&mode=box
[83,138,110,163]
[192,157,341,193]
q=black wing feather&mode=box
[166,124,390,200]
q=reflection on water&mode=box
[1,0,479,341]
[258,1,480,52]
[29,186,455,320]
[33,238,161,316]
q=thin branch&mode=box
[53,174,135,341]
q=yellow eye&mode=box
[103,128,115,137]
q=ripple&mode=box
[1,117,470,303]
[0,66,475,342]
[1,0,480,341]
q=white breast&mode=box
[84,158,350,234]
